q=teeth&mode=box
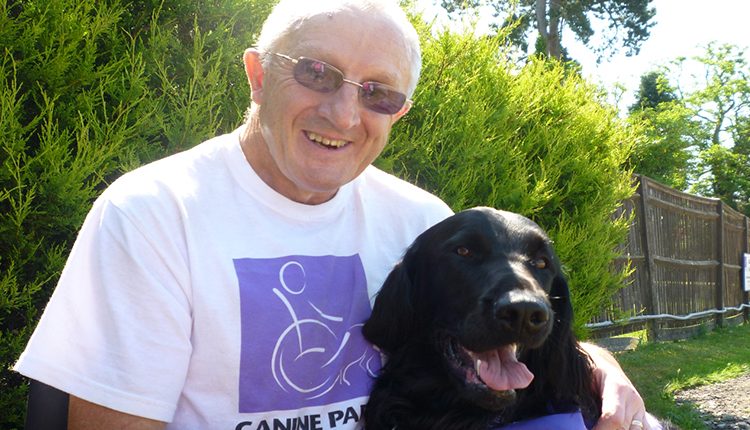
[306,131,347,148]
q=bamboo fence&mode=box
[588,175,750,341]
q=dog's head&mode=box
[363,207,575,410]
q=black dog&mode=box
[362,207,600,429]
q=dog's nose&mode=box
[494,298,550,336]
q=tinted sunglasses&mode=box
[266,52,411,115]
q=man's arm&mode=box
[581,342,652,430]
[68,396,166,430]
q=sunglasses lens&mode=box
[360,82,407,115]
[292,57,407,115]
[294,58,342,93]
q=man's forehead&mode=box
[285,8,402,47]
[282,10,411,84]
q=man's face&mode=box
[245,9,413,205]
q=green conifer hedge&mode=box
[1,0,271,426]
[1,1,635,427]
[379,27,637,332]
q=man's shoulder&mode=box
[98,128,240,215]
[358,165,453,222]
[361,165,444,204]
[132,128,237,180]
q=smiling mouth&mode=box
[305,131,349,149]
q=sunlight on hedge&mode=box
[381,27,638,332]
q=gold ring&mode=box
[630,419,644,428]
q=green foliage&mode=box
[651,43,750,215]
[438,0,656,61]
[627,72,698,189]
[629,71,677,112]
[0,0,271,426]
[694,144,750,215]
[381,27,637,331]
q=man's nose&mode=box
[320,83,362,129]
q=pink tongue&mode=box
[474,346,534,391]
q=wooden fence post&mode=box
[636,176,659,340]
[715,200,725,328]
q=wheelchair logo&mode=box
[235,255,380,412]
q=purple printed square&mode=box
[234,255,381,413]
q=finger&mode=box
[595,408,653,430]
[629,415,646,430]
[642,412,663,430]
[593,409,627,430]
[593,386,628,429]
[624,398,650,430]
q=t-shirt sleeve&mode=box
[14,191,193,422]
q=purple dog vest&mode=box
[493,411,590,430]
[493,410,664,430]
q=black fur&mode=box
[362,207,600,430]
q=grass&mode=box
[613,323,750,429]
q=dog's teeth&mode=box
[475,359,482,375]
[510,343,520,358]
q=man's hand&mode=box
[581,342,652,430]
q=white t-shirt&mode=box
[15,127,453,429]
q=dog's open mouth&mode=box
[446,338,534,397]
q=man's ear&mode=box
[243,48,264,105]
[391,99,412,123]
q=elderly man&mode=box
[15,0,651,429]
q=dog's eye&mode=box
[530,257,549,269]
[456,246,471,257]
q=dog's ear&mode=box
[550,273,574,329]
[543,272,578,363]
[362,248,421,354]
[521,271,599,417]
[550,273,601,417]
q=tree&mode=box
[670,43,750,214]
[734,115,750,157]
[626,71,696,189]
[439,0,655,61]
[696,145,750,215]
[732,116,750,214]
[629,70,677,112]
[633,43,750,214]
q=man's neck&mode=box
[239,121,339,205]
